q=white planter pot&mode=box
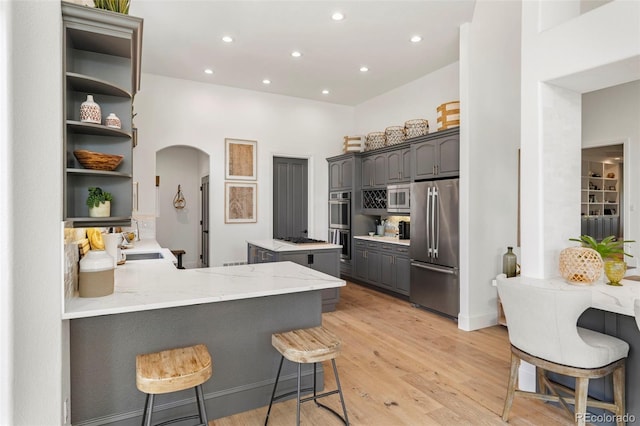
[89,201,111,217]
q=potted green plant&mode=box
[93,0,130,14]
[87,187,113,217]
[569,235,634,286]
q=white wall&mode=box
[583,80,640,261]
[134,74,354,265]
[5,2,66,425]
[0,2,11,423]
[520,0,640,279]
[354,62,459,135]
[459,0,522,330]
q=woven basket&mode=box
[343,135,364,153]
[74,149,124,171]
[437,101,460,130]
[558,247,603,284]
[404,119,429,139]
[385,126,405,146]
[366,132,386,151]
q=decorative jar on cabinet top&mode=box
[80,94,101,124]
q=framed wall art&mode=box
[225,138,257,180]
[225,182,257,223]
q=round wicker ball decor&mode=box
[559,247,603,284]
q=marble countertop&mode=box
[496,274,640,317]
[64,261,345,319]
[247,239,342,252]
[354,235,410,246]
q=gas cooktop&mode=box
[276,237,327,244]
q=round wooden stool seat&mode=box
[272,326,341,364]
[266,326,349,425]
[136,344,212,394]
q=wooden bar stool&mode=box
[136,344,212,426]
[265,326,349,425]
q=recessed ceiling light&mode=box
[222,36,233,43]
[204,68,214,75]
[331,12,344,21]
[322,89,329,95]
[360,66,369,72]
[410,35,422,43]
[291,51,302,58]
[262,79,271,85]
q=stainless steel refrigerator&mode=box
[410,179,459,318]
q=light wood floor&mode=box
[212,281,572,425]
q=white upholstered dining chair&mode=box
[497,279,629,426]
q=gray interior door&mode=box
[273,157,308,238]
[200,175,209,267]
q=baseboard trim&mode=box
[458,310,498,331]
[74,369,324,426]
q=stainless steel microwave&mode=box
[387,184,410,213]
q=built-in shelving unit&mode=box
[581,160,619,217]
[62,3,142,227]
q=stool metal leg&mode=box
[265,355,285,426]
[142,393,154,426]
[332,359,350,425]
[195,384,208,425]
[296,362,302,426]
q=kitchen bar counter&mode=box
[354,235,410,246]
[67,260,345,424]
[64,260,345,319]
[496,274,640,423]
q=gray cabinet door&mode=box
[373,154,387,186]
[413,141,437,180]
[379,252,395,289]
[329,161,342,191]
[387,150,402,183]
[328,157,353,191]
[395,250,411,295]
[341,158,353,189]
[401,148,412,182]
[354,243,368,281]
[437,136,460,177]
[361,157,374,188]
[367,249,381,284]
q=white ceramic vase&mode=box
[89,201,110,217]
[80,94,101,124]
[105,113,121,129]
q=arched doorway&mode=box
[156,145,210,268]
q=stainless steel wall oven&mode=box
[329,192,350,229]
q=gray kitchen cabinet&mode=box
[354,239,409,296]
[412,129,459,180]
[379,243,410,295]
[246,243,341,311]
[62,3,143,227]
[328,155,354,191]
[386,147,412,183]
[361,153,387,189]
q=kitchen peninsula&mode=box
[65,258,344,425]
[247,239,342,311]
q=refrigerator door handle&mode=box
[432,187,439,258]
[426,187,432,257]
[411,262,457,275]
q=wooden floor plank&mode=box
[211,281,573,425]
